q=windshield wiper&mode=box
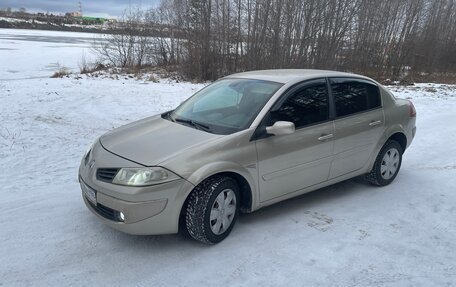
[166,112,175,122]
[174,117,211,132]
[162,111,177,123]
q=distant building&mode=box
[65,11,81,17]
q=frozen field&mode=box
[1,29,456,286]
[0,28,99,80]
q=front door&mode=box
[255,79,335,203]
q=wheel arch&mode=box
[388,132,407,152]
[366,126,408,172]
[178,162,257,232]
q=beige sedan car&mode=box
[79,69,416,244]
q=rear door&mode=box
[329,78,385,178]
[255,79,335,202]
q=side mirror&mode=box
[266,121,295,136]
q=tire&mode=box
[185,176,240,244]
[365,140,403,186]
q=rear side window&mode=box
[331,78,381,117]
[271,79,329,128]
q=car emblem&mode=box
[89,160,95,169]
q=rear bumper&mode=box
[406,117,417,149]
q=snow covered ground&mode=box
[1,29,456,286]
[0,28,100,80]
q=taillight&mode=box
[408,100,416,117]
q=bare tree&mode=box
[95,7,152,68]
[93,0,456,82]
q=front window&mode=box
[270,79,329,128]
[168,79,283,135]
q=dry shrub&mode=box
[51,67,71,78]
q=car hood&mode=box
[99,115,220,166]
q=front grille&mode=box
[96,168,119,182]
[87,200,123,222]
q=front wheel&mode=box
[365,140,403,186]
[185,176,240,244]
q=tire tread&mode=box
[365,140,403,186]
[185,176,235,244]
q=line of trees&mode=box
[96,0,456,82]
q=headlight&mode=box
[83,142,95,165]
[83,142,94,158]
[112,167,180,186]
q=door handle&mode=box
[318,134,334,141]
[369,120,382,127]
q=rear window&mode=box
[330,78,381,117]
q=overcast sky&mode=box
[1,0,161,18]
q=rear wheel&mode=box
[185,176,240,244]
[365,140,403,186]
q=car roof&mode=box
[225,69,373,85]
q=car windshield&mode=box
[168,78,283,135]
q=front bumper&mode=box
[79,140,194,235]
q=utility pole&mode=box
[78,1,83,16]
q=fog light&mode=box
[119,212,125,221]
